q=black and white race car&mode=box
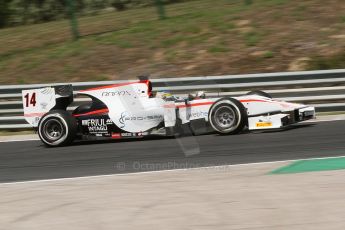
[22,80,315,147]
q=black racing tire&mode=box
[246,90,272,99]
[208,98,247,135]
[38,110,77,147]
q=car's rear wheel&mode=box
[38,110,77,147]
[208,98,247,134]
[246,90,272,98]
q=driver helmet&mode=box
[156,91,174,100]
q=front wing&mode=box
[248,106,315,130]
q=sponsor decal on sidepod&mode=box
[119,112,163,128]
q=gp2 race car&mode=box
[22,80,315,147]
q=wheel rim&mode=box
[214,105,237,129]
[43,119,65,141]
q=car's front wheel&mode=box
[38,110,77,147]
[208,98,247,134]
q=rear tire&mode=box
[38,110,77,147]
[208,98,247,134]
[246,90,272,98]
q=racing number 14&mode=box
[24,93,37,107]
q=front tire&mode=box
[38,110,77,147]
[208,98,247,134]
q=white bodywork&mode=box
[79,82,165,133]
[23,81,315,132]
[78,81,315,132]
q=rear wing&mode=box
[22,85,73,127]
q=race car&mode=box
[22,80,315,147]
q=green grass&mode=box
[95,75,110,81]
[244,31,261,46]
[208,45,229,53]
[2,0,345,84]
[263,51,274,58]
[308,52,345,70]
[161,36,186,47]
[212,22,236,33]
[261,0,288,6]
[0,0,255,55]
[1,0,257,83]
[293,4,307,21]
[63,65,77,75]
[341,16,345,23]
[47,42,85,59]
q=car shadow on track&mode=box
[67,135,187,147]
[35,123,316,148]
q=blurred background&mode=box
[0,0,344,84]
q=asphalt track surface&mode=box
[0,120,345,183]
